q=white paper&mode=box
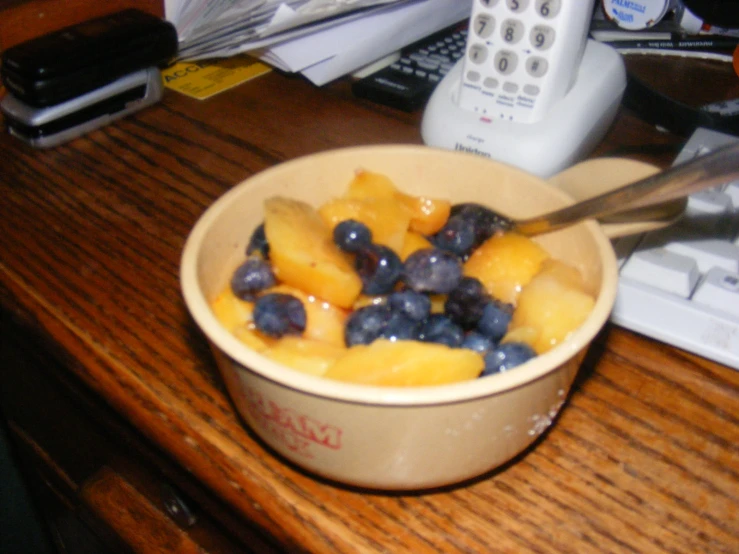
[165,0,471,85]
[269,0,471,85]
[169,0,403,52]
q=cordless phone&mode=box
[458,0,595,124]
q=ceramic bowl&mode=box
[181,145,627,490]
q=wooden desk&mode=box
[1,54,738,553]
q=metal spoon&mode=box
[510,140,739,237]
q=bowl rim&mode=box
[180,145,619,406]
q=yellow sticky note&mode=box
[162,55,272,100]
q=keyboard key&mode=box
[692,267,739,316]
[686,189,733,215]
[665,239,739,274]
[620,248,700,298]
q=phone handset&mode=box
[458,0,595,124]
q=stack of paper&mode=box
[164,0,471,85]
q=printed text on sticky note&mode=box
[163,55,272,100]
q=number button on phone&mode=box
[480,0,500,7]
[526,56,548,77]
[506,0,530,12]
[535,0,561,18]
[501,19,524,44]
[530,25,555,50]
[494,50,518,75]
[473,14,496,38]
[469,44,489,64]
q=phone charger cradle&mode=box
[421,40,626,178]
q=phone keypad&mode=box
[459,0,592,123]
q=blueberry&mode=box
[380,311,422,341]
[402,248,462,294]
[344,304,392,346]
[444,276,490,329]
[461,331,495,354]
[418,314,464,348]
[354,243,403,295]
[253,293,306,337]
[246,223,270,259]
[387,290,431,322]
[477,300,513,342]
[450,203,511,248]
[333,219,372,253]
[430,214,476,257]
[230,258,276,300]
[482,342,536,376]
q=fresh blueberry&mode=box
[387,290,431,322]
[380,311,422,341]
[418,314,464,348]
[402,248,462,294]
[444,276,490,329]
[430,214,476,257]
[344,304,393,346]
[333,219,372,253]
[477,300,513,342]
[450,203,511,248]
[253,293,306,338]
[230,258,276,300]
[354,243,403,295]
[461,331,495,354]
[246,222,270,259]
[482,342,536,376]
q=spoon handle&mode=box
[516,140,739,236]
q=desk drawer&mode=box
[0,315,280,553]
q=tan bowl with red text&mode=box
[181,145,665,490]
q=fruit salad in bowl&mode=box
[209,169,598,386]
[181,145,619,490]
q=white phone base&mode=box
[421,40,626,178]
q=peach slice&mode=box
[210,287,276,352]
[397,194,451,235]
[263,337,346,377]
[266,284,349,348]
[400,230,434,261]
[210,286,254,332]
[463,232,549,305]
[318,196,411,255]
[346,170,451,235]
[264,197,362,309]
[324,339,483,386]
[232,324,276,352]
[507,260,595,354]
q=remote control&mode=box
[351,23,468,112]
[458,0,595,124]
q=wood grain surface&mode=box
[1,54,737,553]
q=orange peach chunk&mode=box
[264,197,362,309]
[324,339,483,386]
[506,260,595,354]
[263,337,346,377]
[318,196,411,255]
[346,170,451,235]
[463,232,549,305]
[400,230,434,261]
[210,287,276,352]
[211,286,254,332]
[266,284,348,348]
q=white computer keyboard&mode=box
[610,127,739,370]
